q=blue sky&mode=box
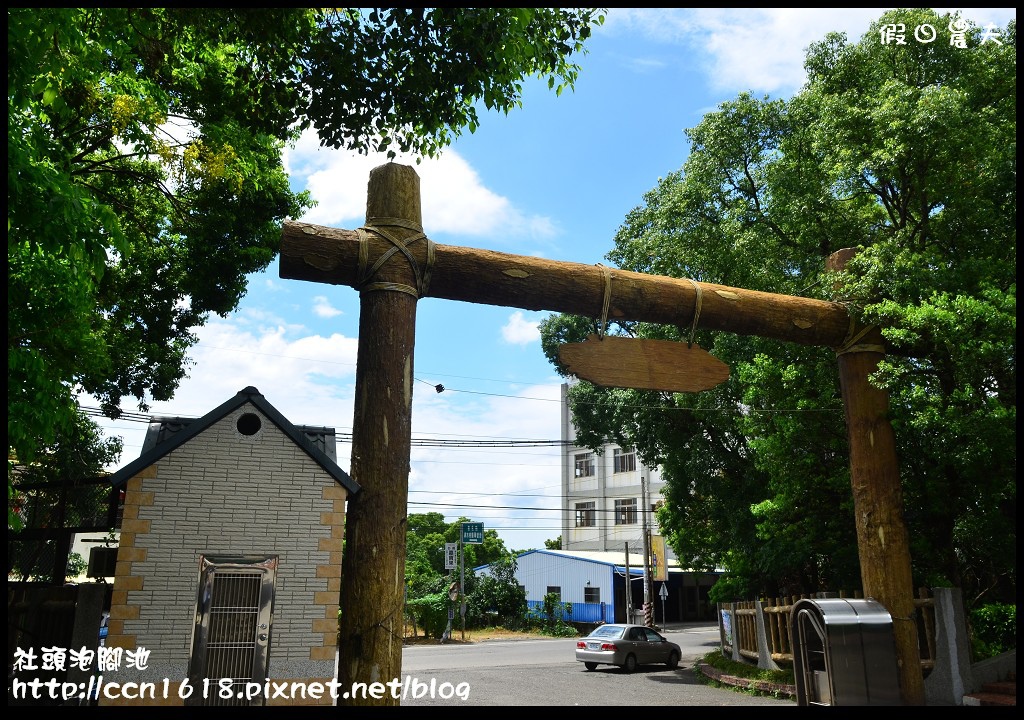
[88,8,1016,553]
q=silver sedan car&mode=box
[575,623,681,672]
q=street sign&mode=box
[659,583,669,600]
[445,542,458,570]
[461,522,484,544]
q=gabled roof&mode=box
[108,386,359,495]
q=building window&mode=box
[584,587,600,604]
[614,498,637,525]
[575,501,596,527]
[574,452,595,478]
[613,447,636,473]
[546,586,561,601]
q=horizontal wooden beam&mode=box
[280,220,854,349]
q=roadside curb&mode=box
[695,662,797,700]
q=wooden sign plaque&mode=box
[558,335,729,393]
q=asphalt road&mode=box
[397,625,796,706]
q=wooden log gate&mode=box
[279,162,924,705]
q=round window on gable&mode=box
[237,412,262,436]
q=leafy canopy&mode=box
[541,9,1015,607]
[404,513,528,635]
[7,8,605,527]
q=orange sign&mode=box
[652,535,668,582]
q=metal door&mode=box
[186,555,277,706]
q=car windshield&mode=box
[589,626,626,639]
[589,625,625,639]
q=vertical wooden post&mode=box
[337,164,422,705]
[828,249,924,706]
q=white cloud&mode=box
[180,320,359,411]
[600,8,1017,95]
[86,314,359,464]
[501,311,542,346]
[312,295,343,318]
[283,129,558,242]
[403,382,564,551]
[85,312,565,549]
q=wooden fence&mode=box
[720,587,937,674]
[8,583,110,706]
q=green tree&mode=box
[407,512,450,539]
[8,8,605,526]
[66,551,88,580]
[405,579,452,640]
[544,536,562,550]
[467,554,528,629]
[405,511,450,591]
[9,408,122,537]
[541,9,1015,608]
[403,513,515,632]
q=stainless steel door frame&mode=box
[791,597,902,706]
[186,554,277,706]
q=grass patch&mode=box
[695,650,795,693]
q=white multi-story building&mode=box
[559,383,673,559]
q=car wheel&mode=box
[623,654,637,673]
[584,662,598,671]
[666,651,680,669]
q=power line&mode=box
[410,501,563,512]
[194,342,560,389]
[79,406,569,447]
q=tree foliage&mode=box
[468,555,529,630]
[7,8,605,527]
[541,9,1015,608]
[544,536,563,550]
[404,513,528,633]
[8,408,123,534]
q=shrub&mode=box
[695,650,795,687]
[467,555,528,630]
[406,592,451,639]
[527,616,578,638]
[969,602,1016,661]
[708,575,755,605]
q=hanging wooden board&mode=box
[558,335,730,393]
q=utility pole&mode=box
[640,471,653,627]
[624,542,632,623]
[459,526,465,642]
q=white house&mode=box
[101,386,359,707]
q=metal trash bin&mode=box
[791,597,902,706]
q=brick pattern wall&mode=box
[102,405,346,705]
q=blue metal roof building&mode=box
[476,549,722,625]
